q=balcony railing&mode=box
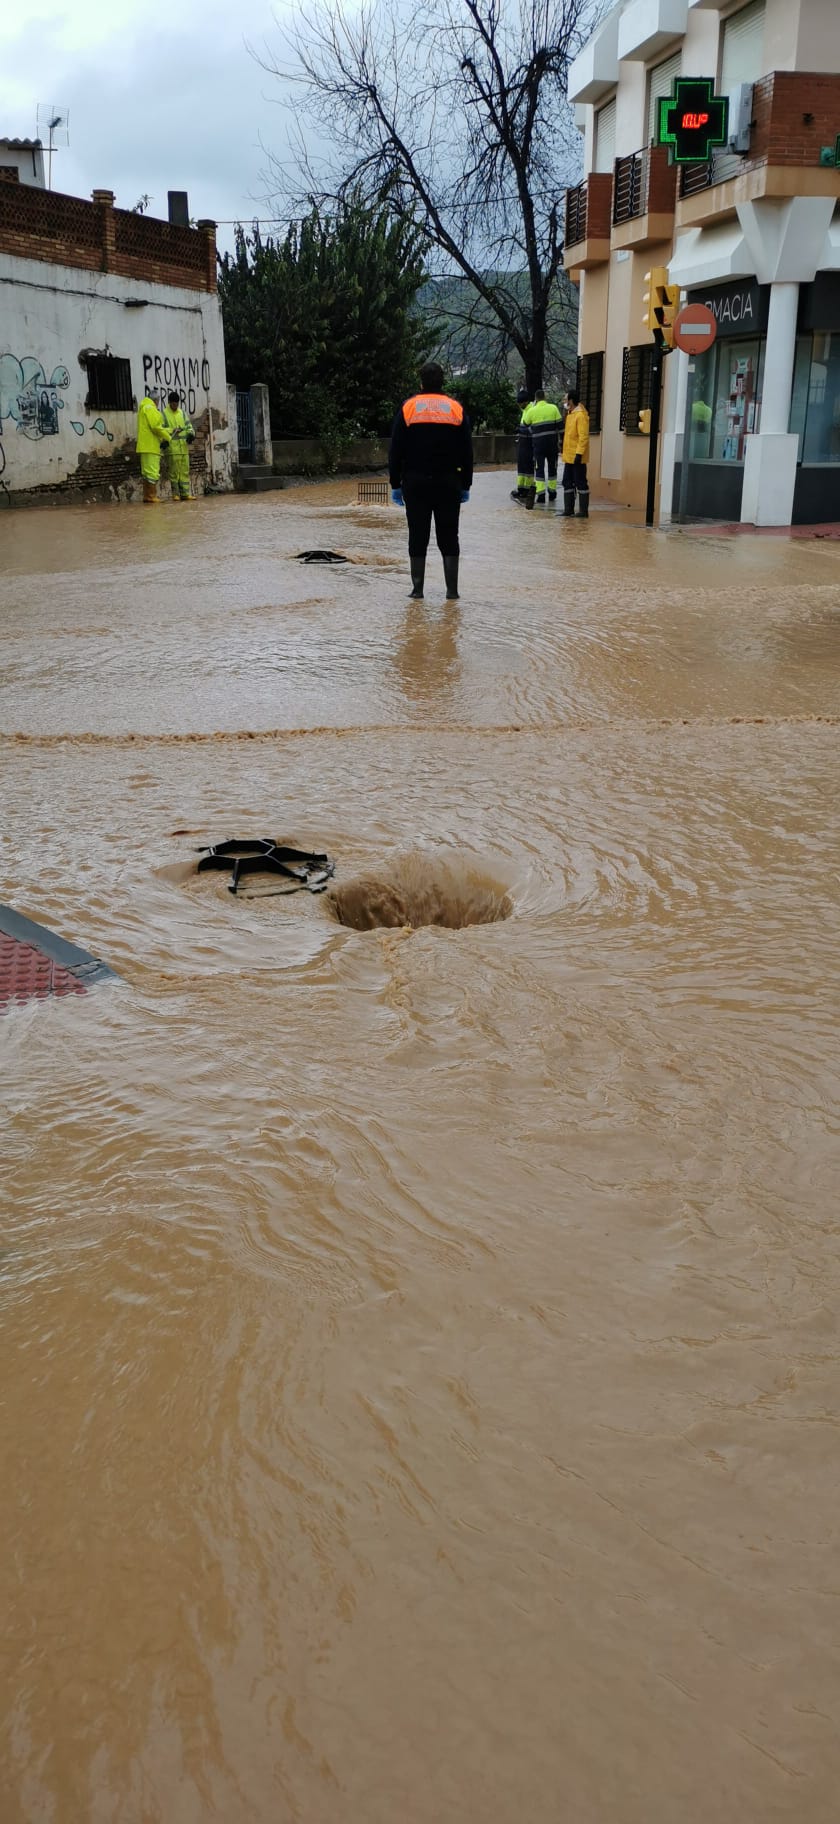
[613,151,646,224]
[565,180,589,247]
[613,144,678,225]
[679,148,745,199]
[564,172,613,253]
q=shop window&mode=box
[687,338,764,461]
[577,353,604,434]
[788,335,811,459]
[619,344,653,434]
[796,333,840,464]
[86,355,133,412]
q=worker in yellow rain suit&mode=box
[163,390,196,500]
[561,388,590,518]
[136,389,171,504]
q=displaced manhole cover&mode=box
[295,550,349,564]
[327,853,512,932]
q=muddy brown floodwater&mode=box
[2,477,840,1823]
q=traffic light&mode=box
[643,266,668,334]
[643,269,681,345]
[638,408,652,435]
[659,282,681,348]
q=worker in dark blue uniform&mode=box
[511,385,533,504]
[389,361,473,601]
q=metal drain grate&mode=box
[357,480,389,505]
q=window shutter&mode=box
[577,353,604,435]
[594,97,616,174]
[720,0,765,90]
[620,345,653,433]
[647,51,682,146]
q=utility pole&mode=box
[645,329,666,529]
[47,115,61,191]
[641,268,680,528]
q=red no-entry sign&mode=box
[672,303,717,355]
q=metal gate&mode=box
[236,389,253,461]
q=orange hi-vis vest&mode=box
[402,392,464,426]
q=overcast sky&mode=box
[0,0,302,256]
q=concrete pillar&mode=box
[227,384,240,473]
[250,383,272,467]
[741,281,799,527]
[659,347,689,526]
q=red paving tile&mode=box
[0,932,89,1010]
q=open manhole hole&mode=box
[327,853,513,932]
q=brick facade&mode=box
[565,172,613,250]
[0,183,217,292]
[9,434,210,506]
[745,71,840,172]
[644,144,677,216]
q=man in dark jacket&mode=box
[389,361,473,600]
[511,384,534,504]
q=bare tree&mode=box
[259,0,600,392]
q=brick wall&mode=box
[645,144,677,215]
[0,183,217,291]
[565,172,613,248]
[743,71,840,174]
[10,438,210,505]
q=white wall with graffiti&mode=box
[0,254,234,500]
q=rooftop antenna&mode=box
[36,104,70,190]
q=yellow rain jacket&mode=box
[136,394,170,453]
[562,403,590,464]
[163,403,194,485]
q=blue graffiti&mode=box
[0,354,71,441]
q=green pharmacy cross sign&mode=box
[658,77,729,164]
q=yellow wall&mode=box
[577,237,676,509]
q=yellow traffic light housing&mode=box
[643,266,668,334]
[643,269,681,343]
[638,407,652,435]
[660,281,681,348]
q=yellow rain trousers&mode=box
[136,395,170,500]
[163,404,195,499]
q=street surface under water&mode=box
[1,477,840,1822]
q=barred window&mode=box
[620,345,653,434]
[86,355,133,412]
[577,353,604,435]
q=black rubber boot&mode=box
[408,558,425,599]
[563,490,576,517]
[525,489,536,511]
[577,491,590,518]
[443,555,459,600]
[548,489,557,503]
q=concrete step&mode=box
[240,474,286,493]
[238,463,273,480]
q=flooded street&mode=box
[2,476,840,1822]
